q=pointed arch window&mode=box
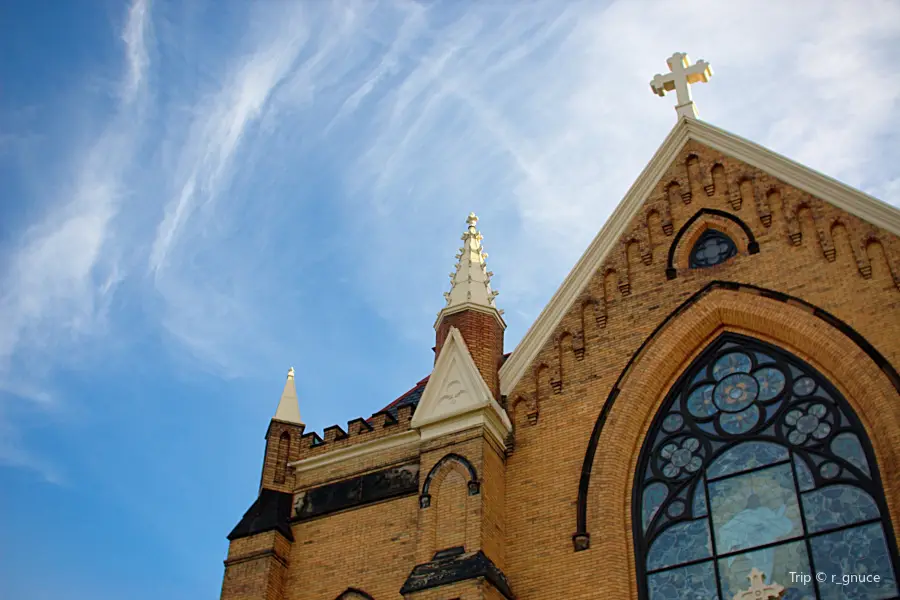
[274,431,291,484]
[634,334,899,600]
[690,229,737,268]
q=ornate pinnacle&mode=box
[437,212,501,315]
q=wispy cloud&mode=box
[333,0,900,337]
[146,4,320,374]
[0,0,151,478]
[2,0,899,473]
[122,0,151,104]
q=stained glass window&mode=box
[634,334,900,600]
[690,229,737,268]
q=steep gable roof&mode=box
[499,116,900,396]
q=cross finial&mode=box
[650,52,713,120]
[731,568,785,600]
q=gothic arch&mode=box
[420,453,480,508]
[274,431,291,484]
[633,333,899,599]
[666,209,760,279]
[334,588,375,600]
[571,282,900,599]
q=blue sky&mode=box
[1,0,899,598]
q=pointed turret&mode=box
[259,367,305,492]
[434,213,506,400]
[223,368,301,599]
[273,367,303,425]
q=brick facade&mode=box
[219,137,900,600]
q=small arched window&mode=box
[690,229,737,268]
[274,431,291,484]
[634,334,899,600]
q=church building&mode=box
[218,54,900,600]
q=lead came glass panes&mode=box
[754,366,786,400]
[643,482,668,532]
[690,229,738,269]
[692,478,708,518]
[687,384,717,418]
[712,352,752,379]
[801,485,880,534]
[810,523,899,600]
[718,540,815,600]
[831,432,871,476]
[648,561,719,600]
[709,463,803,555]
[794,455,815,492]
[706,441,789,480]
[647,519,712,571]
[635,334,900,600]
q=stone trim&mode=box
[288,430,419,474]
[399,549,514,599]
[223,548,288,569]
[499,117,900,397]
[420,453,480,509]
[665,208,759,279]
[572,280,900,552]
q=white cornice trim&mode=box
[685,119,900,235]
[417,405,510,450]
[434,302,507,330]
[499,117,900,397]
[412,326,512,449]
[498,121,691,396]
[288,430,420,474]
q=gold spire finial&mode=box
[436,212,502,316]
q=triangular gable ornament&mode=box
[412,327,512,448]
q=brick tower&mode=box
[220,369,304,599]
[405,213,513,599]
[433,213,506,400]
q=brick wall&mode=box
[221,139,900,600]
[503,140,900,598]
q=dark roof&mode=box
[227,488,294,542]
[377,376,429,419]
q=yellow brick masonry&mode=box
[220,140,900,600]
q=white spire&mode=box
[273,367,303,424]
[436,213,503,325]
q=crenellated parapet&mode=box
[292,401,418,461]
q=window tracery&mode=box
[635,334,899,600]
[689,229,737,268]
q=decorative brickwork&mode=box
[220,131,900,600]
